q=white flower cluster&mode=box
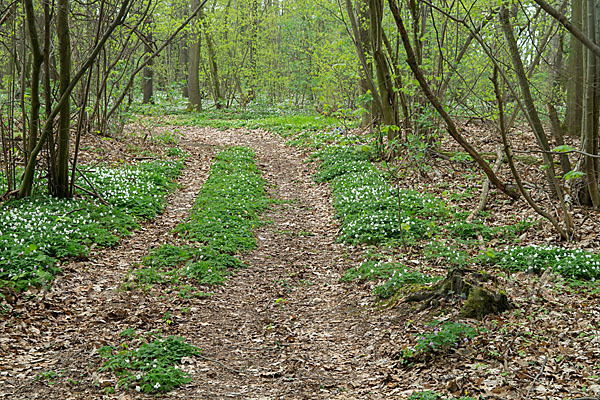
[495,244,600,280]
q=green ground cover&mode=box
[0,158,184,291]
[134,146,269,289]
[98,330,201,394]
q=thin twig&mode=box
[197,354,245,375]
[525,356,547,398]
[73,184,108,205]
[74,166,108,204]
[61,208,84,217]
[513,149,600,159]
[502,334,519,374]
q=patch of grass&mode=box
[480,245,600,280]
[285,128,363,150]
[172,106,344,136]
[98,332,200,394]
[446,220,495,241]
[445,219,533,243]
[133,146,268,290]
[36,369,62,384]
[142,244,197,269]
[401,321,479,364]
[174,147,268,286]
[424,242,471,268]
[177,147,268,258]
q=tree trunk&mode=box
[547,31,572,175]
[499,6,560,192]
[581,0,600,207]
[187,0,202,111]
[55,0,71,198]
[23,0,43,184]
[368,0,398,133]
[357,0,374,127]
[142,29,154,104]
[201,11,223,108]
[565,0,584,137]
[180,35,189,98]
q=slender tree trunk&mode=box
[55,0,71,198]
[357,0,374,127]
[23,0,43,186]
[368,0,398,133]
[187,0,202,111]
[180,35,189,98]
[547,32,572,175]
[142,29,154,104]
[565,0,584,137]
[499,6,559,190]
[345,0,388,126]
[581,0,600,207]
[201,11,223,108]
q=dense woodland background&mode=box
[2,0,600,240]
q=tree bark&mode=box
[142,29,154,104]
[187,0,202,111]
[565,0,584,137]
[22,0,43,183]
[201,10,223,108]
[55,0,71,198]
[581,0,600,207]
[499,6,560,192]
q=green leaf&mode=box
[552,145,576,153]
[563,170,586,181]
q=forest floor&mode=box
[1,120,600,400]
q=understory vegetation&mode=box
[313,140,600,286]
[4,0,600,394]
[98,330,201,394]
[0,157,184,291]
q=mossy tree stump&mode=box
[404,268,510,319]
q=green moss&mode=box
[461,286,509,319]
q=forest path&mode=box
[173,128,402,399]
[1,128,406,399]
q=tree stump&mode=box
[404,268,510,319]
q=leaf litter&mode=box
[0,124,598,399]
